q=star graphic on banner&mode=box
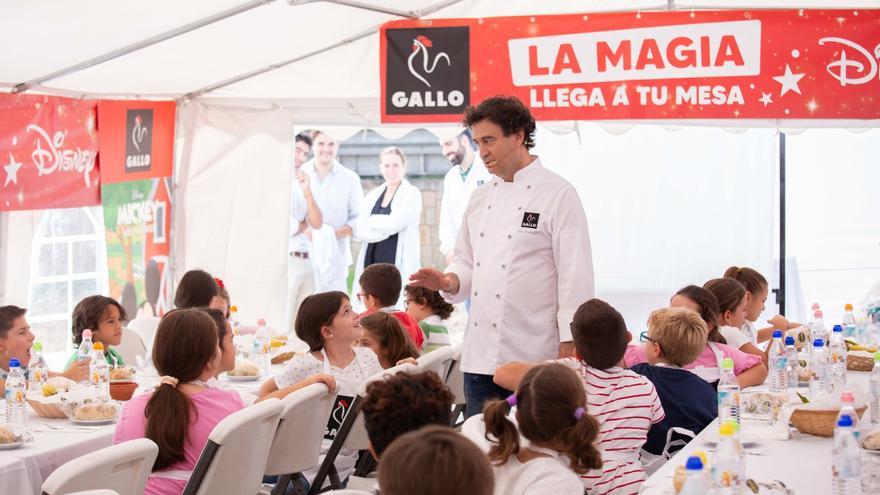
[759,92,774,107]
[773,65,805,97]
[3,152,23,187]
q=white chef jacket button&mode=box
[507,234,512,239]
[476,262,481,267]
[518,206,522,210]
[493,183,497,187]
[474,291,478,297]
[501,264,506,269]
[496,294,500,299]
[526,185,532,189]
[474,322,479,327]
[487,205,491,209]
[492,323,497,328]
[480,233,485,237]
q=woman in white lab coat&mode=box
[353,147,422,311]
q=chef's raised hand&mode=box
[410,268,459,295]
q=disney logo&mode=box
[818,37,880,86]
[27,124,97,187]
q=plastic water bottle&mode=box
[713,421,745,494]
[768,330,788,392]
[90,342,110,398]
[865,303,880,348]
[680,456,711,495]
[4,358,27,426]
[832,415,862,495]
[253,318,270,377]
[842,304,857,340]
[797,341,811,387]
[829,325,848,392]
[27,342,49,393]
[871,351,880,425]
[785,336,799,389]
[810,339,830,398]
[718,357,741,429]
[836,391,860,441]
[812,310,828,349]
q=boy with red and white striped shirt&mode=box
[495,299,663,495]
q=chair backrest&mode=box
[126,317,161,353]
[116,328,147,367]
[444,346,465,406]
[345,362,418,450]
[41,438,158,495]
[67,491,121,495]
[415,345,455,378]
[183,398,283,495]
[323,490,374,495]
[264,383,337,476]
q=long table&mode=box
[0,369,273,495]
[641,370,878,495]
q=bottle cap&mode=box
[257,318,266,326]
[813,338,824,347]
[82,329,93,339]
[93,342,105,351]
[840,391,854,403]
[832,325,843,333]
[845,303,853,311]
[722,357,734,370]
[685,456,703,471]
[838,415,853,428]
[719,422,736,436]
[33,342,43,352]
[773,330,783,339]
[784,336,795,346]
[8,358,20,368]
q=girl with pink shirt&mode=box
[625,285,767,388]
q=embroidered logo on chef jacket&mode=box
[521,212,540,229]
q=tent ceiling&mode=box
[2,0,879,125]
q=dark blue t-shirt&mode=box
[631,363,718,455]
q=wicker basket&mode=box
[27,399,67,419]
[790,406,867,437]
[848,353,875,371]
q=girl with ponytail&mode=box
[482,363,602,495]
[113,309,246,495]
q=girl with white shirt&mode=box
[704,278,767,365]
[483,363,602,495]
[724,266,798,345]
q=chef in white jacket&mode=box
[352,146,422,311]
[411,96,594,418]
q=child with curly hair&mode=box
[404,284,454,352]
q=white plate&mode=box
[225,375,260,382]
[702,429,762,447]
[71,417,117,426]
[0,441,28,450]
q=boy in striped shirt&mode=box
[494,299,664,495]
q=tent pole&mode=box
[777,132,787,316]
[321,0,418,18]
[10,0,278,94]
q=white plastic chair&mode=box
[415,345,455,379]
[640,426,697,476]
[67,491,120,495]
[323,491,373,495]
[308,362,417,494]
[116,328,147,367]
[444,346,466,426]
[41,438,158,495]
[182,398,284,495]
[126,317,161,353]
[265,383,337,495]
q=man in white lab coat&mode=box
[411,96,595,417]
[438,129,491,264]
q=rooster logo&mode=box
[407,35,451,88]
[131,114,148,152]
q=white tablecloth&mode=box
[642,371,875,495]
[0,368,274,495]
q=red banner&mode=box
[97,100,176,184]
[380,9,880,122]
[0,94,100,211]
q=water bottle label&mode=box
[774,357,788,371]
[718,470,740,487]
[32,370,43,382]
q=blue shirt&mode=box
[631,363,718,455]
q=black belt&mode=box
[290,251,309,259]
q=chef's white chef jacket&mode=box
[443,158,595,375]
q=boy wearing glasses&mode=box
[633,307,717,456]
[358,263,424,350]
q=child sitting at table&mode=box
[212,277,231,318]
[630,307,718,456]
[358,312,419,369]
[723,266,798,344]
[624,285,768,388]
[259,291,383,490]
[704,278,767,364]
[358,263,424,350]
[404,284,454,352]
[114,308,246,495]
[378,425,494,495]
[483,363,602,495]
[173,269,219,310]
[67,295,128,367]
[494,299,664,495]
[0,305,89,388]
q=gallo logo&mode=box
[125,109,153,172]
[386,27,469,115]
